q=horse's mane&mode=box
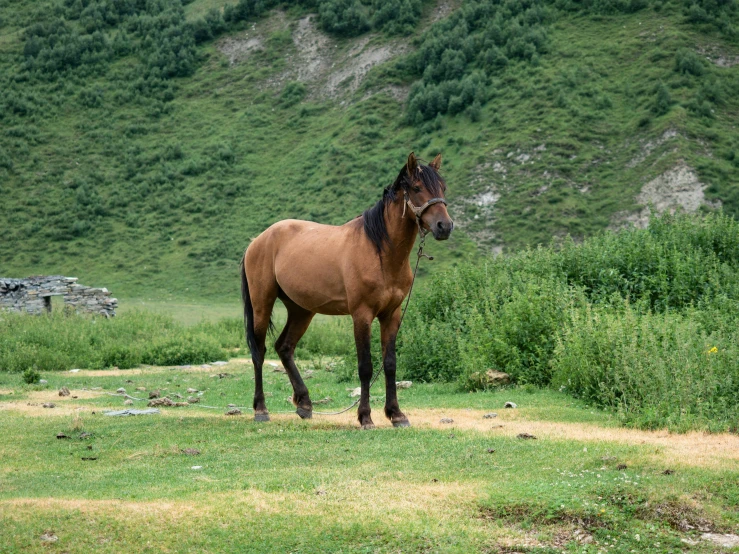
[362,163,445,255]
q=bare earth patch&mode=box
[611,162,720,229]
[256,408,739,469]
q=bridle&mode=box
[403,191,447,236]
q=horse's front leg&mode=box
[352,310,375,430]
[380,309,410,428]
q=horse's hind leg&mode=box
[275,296,315,419]
[243,263,278,423]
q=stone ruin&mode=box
[0,276,117,317]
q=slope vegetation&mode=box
[0,0,737,299]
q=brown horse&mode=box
[240,152,453,429]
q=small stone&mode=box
[39,379,48,384]
[487,448,496,453]
[225,408,242,416]
[228,403,236,408]
[191,466,203,470]
[124,399,134,406]
[396,381,413,389]
[59,387,70,397]
[616,464,628,470]
[173,402,189,407]
[483,413,498,419]
[662,469,675,475]
[212,361,228,366]
[314,397,332,405]
[56,432,69,439]
[69,369,80,373]
[171,393,183,399]
[149,390,160,399]
[81,457,97,461]
[125,379,133,383]
[272,365,286,373]
[186,388,199,394]
[504,402,517,409]
[147,397,174,407]
[218,373,230,379]
[116,387,126,394]
[349,387,361,398]
[187,396,200,404]
[517,433,536,440]
[182,448,200,456]
[440,418,454,424]
[79,432,92,439]
[40,531,58,542]
[43,403,55,408]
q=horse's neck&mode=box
[382,199,418,269]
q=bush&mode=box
[22,367,41,384]
[280,81,307,107]
[319,0,371,36]
[552,302,739,432]
[675,48,705,76]
[392,212,739,430]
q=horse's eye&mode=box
[413,186,421,193]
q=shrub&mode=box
[22,367,41,384]
[552,302,739,432]
[280,81,307,107]
[675,48,705,76]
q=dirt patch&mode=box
[218,36,263,64]
[0,498,200,521]
[626,128,679,168]
[611,162,720,229]
[279,408,739,469]
[323,41,403,98]
[698,45,739,68]
[267,14,407,101]
[293,15,331,84]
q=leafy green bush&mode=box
[552,301,739,432]
[393,212,739,430]
[22,367,41,384]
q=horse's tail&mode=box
[240,253,261,365]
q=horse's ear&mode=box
[430,153,442,171]
[406,152,418,177]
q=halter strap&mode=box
[403,192,447,228]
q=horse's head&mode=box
[402,152,454,240]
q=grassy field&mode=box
[0,0,737,301]
[1,360,738,553]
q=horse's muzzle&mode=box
[432,219,454,241]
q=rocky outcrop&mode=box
[0,276,117,317]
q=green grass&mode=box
[0,364,737,552]
[0,0,736,301]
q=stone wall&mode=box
[0,276,117,317]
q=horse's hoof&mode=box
[360,423,376,430]
[296,406,313,419]
[392,419,411,428]
[254,412,270,422]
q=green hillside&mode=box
[0,0,737,301]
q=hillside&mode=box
[0,0,737,301]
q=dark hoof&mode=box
[392,419,411,428]
[254,412,270,422]
[360,423,376,430]
[296,406,313,419]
